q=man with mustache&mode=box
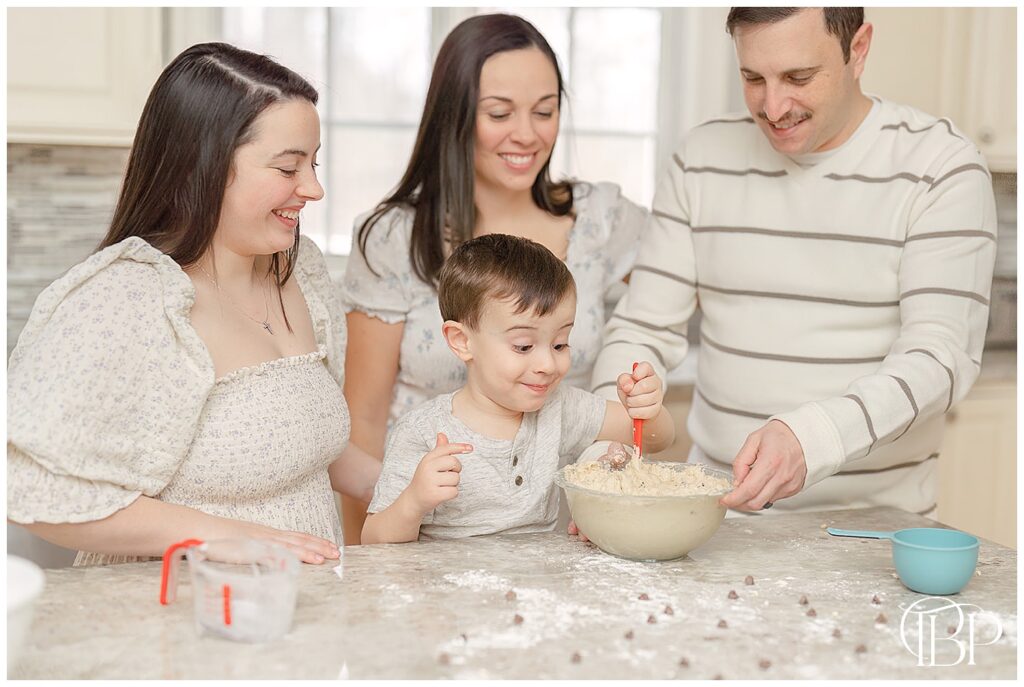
[587,8,997,519]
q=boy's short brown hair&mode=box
[438,234,576,330]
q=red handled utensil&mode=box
[632,362,643,462]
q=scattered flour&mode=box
[436,574,603,654]
[442,570,511,592]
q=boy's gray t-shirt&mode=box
[368,384,606,539]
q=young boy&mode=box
[362,234,675,544]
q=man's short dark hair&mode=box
[726,8,865,63]
[438,234,576,330]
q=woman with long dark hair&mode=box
[341,14,648,543]
[7,43,380,565]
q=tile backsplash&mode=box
[992,172,1017,278]
[6,143,1019,356]
[8,144,129,354]
[987,173,1017,348]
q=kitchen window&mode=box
[220,7,664,257]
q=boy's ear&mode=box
[442,320,474,362]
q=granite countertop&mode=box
[10,507,1016,680]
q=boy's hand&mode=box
[406,433,470,514]
[567,519,590,543]
[616,361,664,421]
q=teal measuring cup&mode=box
[827,527,979,595]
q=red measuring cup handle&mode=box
[159,538,204,605]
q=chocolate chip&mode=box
[439,653,451,665]
[875,613,887,624]
[625,630,634,640]
[460,633,468,642]
[759,659,772,670]
[513,614,524,625]
[718,619,728,629]
[832,628,842,639]
[799,595,809,605]
[728,590,739,600]
[639,593,650,600]
[679,658,690,668]
[807,608,817,617]
[871,595,881,605]
[948,625,957,635]
[648,614,657,624]
[744,575,755,585]
[713,674,724,680]
[855,644,867,654]
[571,651,582,664]
[505,590,517,601]
[664,604,674,615]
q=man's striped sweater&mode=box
[591,98,997,514]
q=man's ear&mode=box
[849,22,873,80]
[442,320,474,362]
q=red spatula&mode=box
[632,362,643,462]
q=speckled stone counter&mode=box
[10,507,1016,679]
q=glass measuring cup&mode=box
[160,538,299,643]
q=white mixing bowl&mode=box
[555,462,733,561]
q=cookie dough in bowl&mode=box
[555,456,733,561]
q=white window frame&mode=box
[166,6,744,266]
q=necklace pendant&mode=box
[262,321,275,335]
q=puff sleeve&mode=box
[578,181,648,291]
[338,207,417,324]
[7,238,214,524]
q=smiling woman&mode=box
[338,13,650,544]
[6,42,381,566]
[473,47,562,210]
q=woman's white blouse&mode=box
[7,235,350,564]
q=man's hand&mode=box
[616,361,664,420]
[719,420,807,511]
[406,433,469,514]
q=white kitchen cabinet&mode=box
[937,378,1017,549]
[957,8,1017,172]
[7,7,163,146]
[863,7,1016,171]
